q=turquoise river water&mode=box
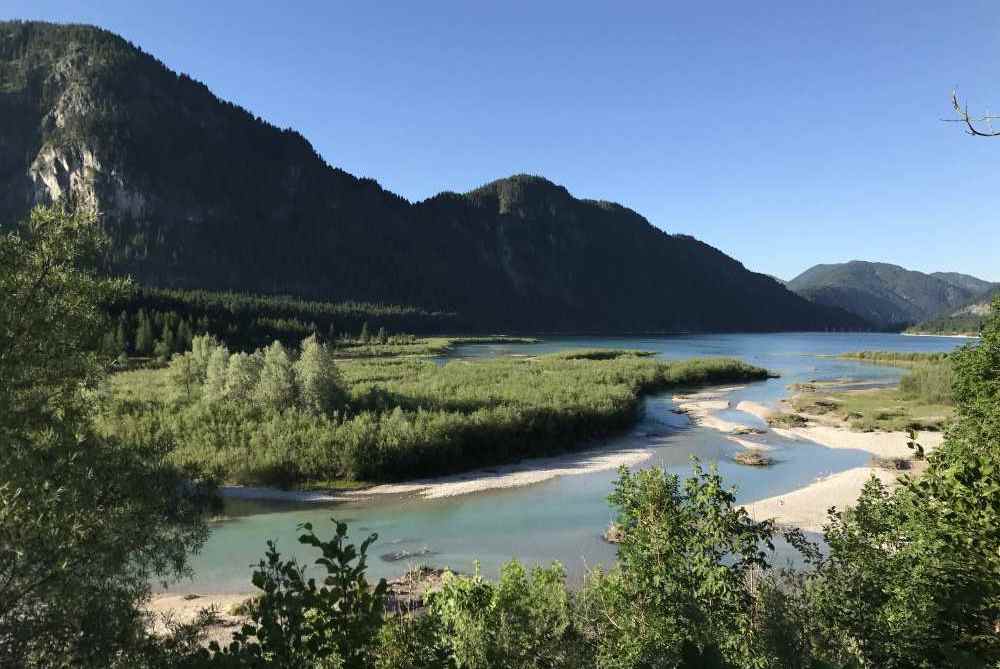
[168,333,967,594]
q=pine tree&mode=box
[134,310,154,356]
[359,321,370,343]
[115,313,130,354]
[154,322,176,361]
[176,319,193,352]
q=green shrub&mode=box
[428,561,587,668]
[201,520,387,668]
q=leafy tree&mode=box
[255,341,299,410]
[224,351,263,403]
[429,560,587,668]
[203,344,231,404]
[805,297,1000,667]
[578,463,812,669]
[191,333,223,382]
[295,334,345,414]
[203,520,388,668]
[0,205,216,666]
[169,351,199,403]
[374,613,449,669]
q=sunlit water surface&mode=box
[172,333,966,593]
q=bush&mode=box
[429,561,587,668]
[201,520,388,668]
[577,464,815,669]
[899,363,954,404]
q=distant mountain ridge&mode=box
[0,20,865,333]
[908,287,999,335]
[788,261,993,330]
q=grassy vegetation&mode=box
[100,350,767,487]
[331,335,539,359]
[781,351,959,432]
[836,350,951,365]
[791,388,954,432]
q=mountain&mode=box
[908,287,998,336]
[788,261,992,330]
[0,21,864,333]
[931,272,994,296]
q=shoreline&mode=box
[902,332,978,339]
[222,440,655,504]
[676,384,942,532]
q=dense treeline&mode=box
[101,345,768,486]
[102,286,460,355]
[2,21,864,334]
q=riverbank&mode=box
[221,439,654,502]
[148,566,451,647]
[675,382,943,532]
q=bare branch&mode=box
[946,89,1000,137]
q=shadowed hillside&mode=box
[1,21,865,333]
[789,261,991,330]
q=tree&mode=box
[115,312,130,354]
[176,318,194,352]
[806,298,1000,667]
[0,205,217,666]
[377,326,387,344]
[191,333,223,382]
[203,344,231,404]
[134,309,155,356]
[154,321,176,360]
[255,341,298,410]
[359,321,370,343]
[225,352,263,403]
[577,463,812,669]
[169,352,199,403]
[429,561,587,668]
[295,334,345,414]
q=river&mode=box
[171,332,966,594]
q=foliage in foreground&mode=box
[0,205,217,667]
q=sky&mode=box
[6,1,1000,281]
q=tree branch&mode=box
[946,90,1000,137]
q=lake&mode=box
[172,332,966,594]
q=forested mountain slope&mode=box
[1,21,864,332]
[908,288,999,335]
[788,261,990,330]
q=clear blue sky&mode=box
[8,1,1000,281]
